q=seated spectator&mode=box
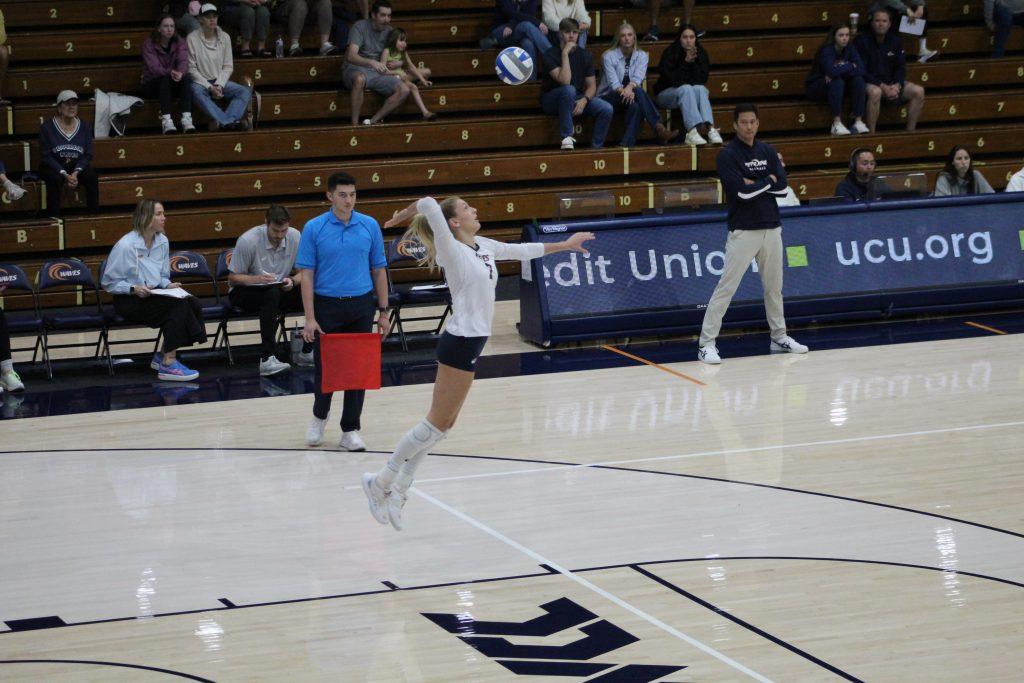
[855,9,925,132]
[869,1,936,62]
[383,28,436,120]
[228,204,314,375]
[933,145,994,196]
[653,24,722,146]
[187,4,254,131]
[274,0,338,56]
[101,200,207,382]
[1,8,9,104]
[169,0,201,34]
[631,0,697,42]
[775,153,801,206]
[543,0,591,47]
[1007,159,1024,191]
[986,0,1024,57]
[540,18,612,150]
[0,161,26,201]
[598,22,679,147]
[805,25,869,136]
[835,147,876,201]
[343,1,410,126]
[0,291,25,394]
[221,0,271,57]
[481,0,552,78]
[331,0,369,51]
[38,91,100,216]
[142,14,197,134]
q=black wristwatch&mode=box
[376,306,389,313]
[129,286,136,295]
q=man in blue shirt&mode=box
[697,103,809,365]
[297,171,391,450]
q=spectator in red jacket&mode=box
[142,14,196,134]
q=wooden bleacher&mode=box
[1,0,1023,317]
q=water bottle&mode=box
[275,36,284,59]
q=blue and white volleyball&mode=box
[495,46,534,85]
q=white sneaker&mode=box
[918,48,938,63]
[362,118,373,125]
[361,473,390,525]
[387,489,408,531]
[2,179,26,201]
[340,430,366,452]
[180,112,197,133]
[319,41,339,56]
[0,369,23,392]
[258,355,290,376]
[294,350,314,367]
[160,113,177,134]
[706,127,723,144]
[306,416,327,446]
[851,120,870,134]
[698,345,721,365]
[770,336,809,354]
[560,135,575,150]
[830,121,851,135]
[684,128,708,146]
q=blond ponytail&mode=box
[401,196,461,270]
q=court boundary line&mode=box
[413,487,774,683]
[600,344,707,386]
[630,564,863,682]
[0,659,214,681]
[5,428,1024,540]
[2,555,1020,638]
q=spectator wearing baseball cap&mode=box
[187,3,254,130]
[38,90,100,216]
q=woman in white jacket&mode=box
[543,0,591,47]
[362,196,594,531]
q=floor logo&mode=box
[422,597,686,681]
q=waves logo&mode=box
[0,268,18,286]
[170,254,199,272]
[47,262,82,281]
[396,238,426,259]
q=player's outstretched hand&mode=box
[565,231,596,256]
[384,199,422,229]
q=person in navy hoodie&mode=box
[835,147,877,201]
[481,0,552,79]
[805,25,869,136]
[38,90,99,217]
[854,8,925,132]
[697,103,809,365]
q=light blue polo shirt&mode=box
[295,208,387,297]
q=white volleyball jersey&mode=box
[418,197,545,338]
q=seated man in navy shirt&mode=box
[854,9,925,133]
[296,171,391,452]
[835,148,877,201]
[539,17,613,151]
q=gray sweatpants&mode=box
[698,227,787,347]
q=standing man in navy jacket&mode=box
[697,103,809,365]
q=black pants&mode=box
[141,75,194,115]
[38,165,100,216]
[312,291,375,430]
[229,285,302,358]
[0,309,10,362]
[113,294,207,353]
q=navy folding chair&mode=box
[0,263,45,366]
[386,236,451,351]
[168,250,231,361]
[36,258,113,379]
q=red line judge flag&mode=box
[319,333,382,393]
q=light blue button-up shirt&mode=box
[101,231,172,295]
[598,47,650,97]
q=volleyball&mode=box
[495,46,534,85]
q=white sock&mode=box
[919,38,928,51]
[392,446,435,494]
[1,360,12,373]
[290,40,300,48]
[375,419,444,490]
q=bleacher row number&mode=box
[798,184,807,196]
[329,101,337,112]
[721,82,729,92]
[439,96,446,105]
[470,59,478,69]
[539,162,548,174]
[214,221,223,232]
[506,202,514,213]
[921,72,928,82]
[494,92,501,103]
[1018,66,1024,77]
[234,143,243,153]
[798,113,806,124]
[516,127,525,137]
[594,159,606,170]
[618,196,631,206]
[796,45,805,55]
[293,140,302,150]
[450,26,458,35]
[135,187,143,197]
[351,136,358,147]
[405,133,413,143]
[371,173,380,183]
[255,70,262,81]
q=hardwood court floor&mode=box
[1,334,1022,681]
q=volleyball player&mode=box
[361,196,594,530]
